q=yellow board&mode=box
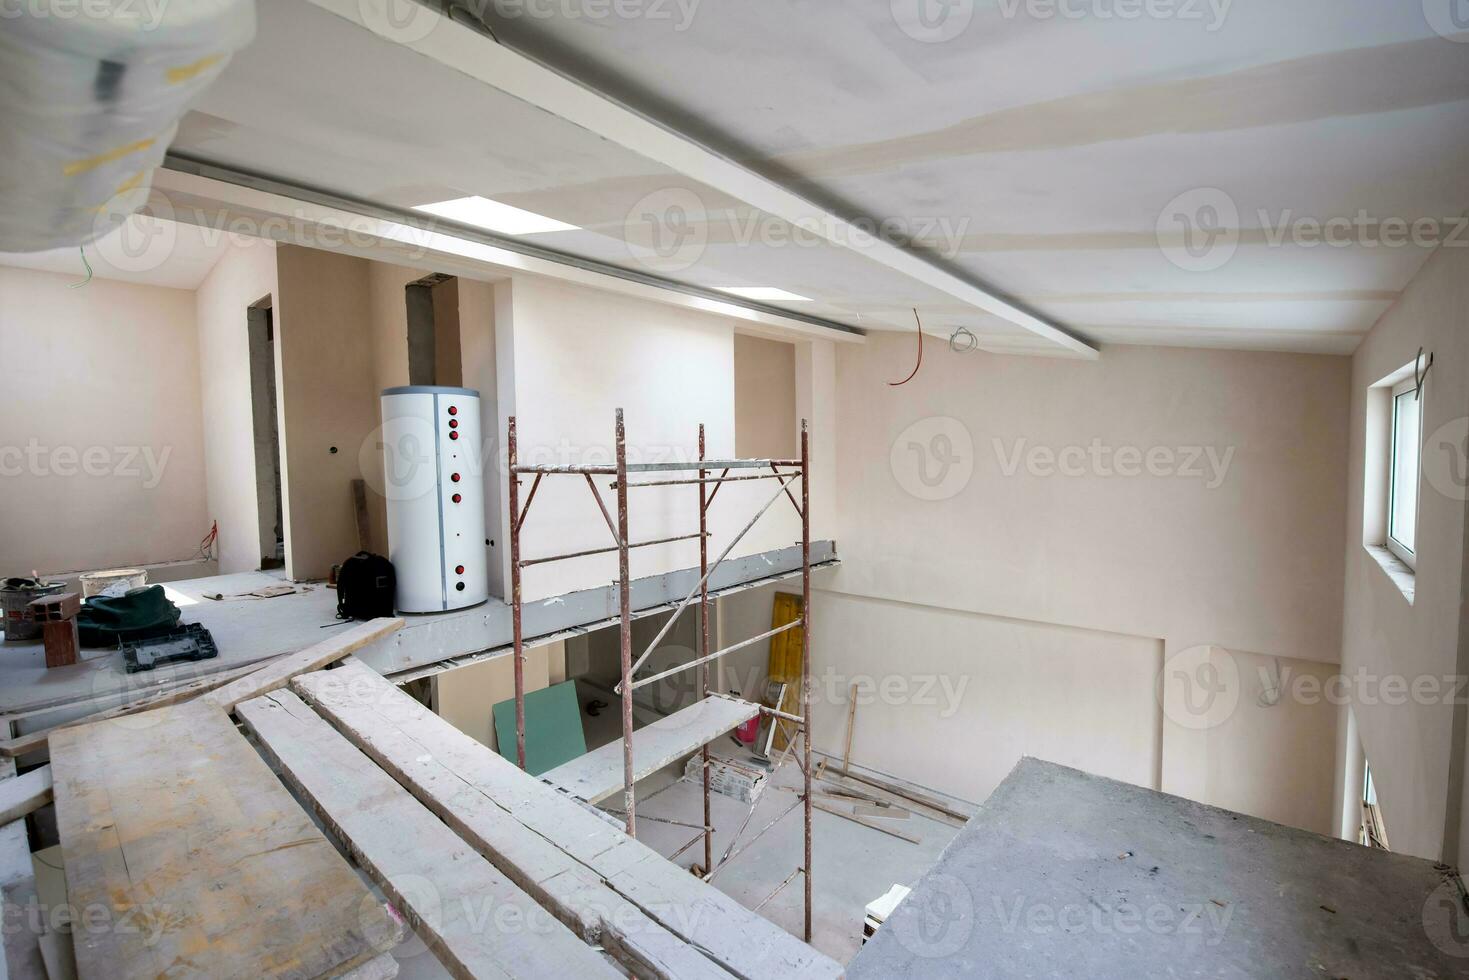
[768,593,804,750]
[769,592,803,682]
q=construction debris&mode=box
[685,753,768,804]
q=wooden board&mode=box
[294,660,842,980]
[293,664,732,980]
[541,695,759,804]
[237,690,620,980]
[0,767,50,826]
[0,659,285,759]
[50,700,399,979]
[205,617,404,713]
[0,759,46,980]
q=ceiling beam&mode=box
[308,0,1100,360]
[153,162,866,345]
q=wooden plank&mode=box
[205,617,404,713]
[0,660,285,758]
[0,768,50,826]
[821,767,971,824]
[238,689,621,980]
[291,666,732,980]
[1,759,46,980]
[339,952,398,980]
[50,700,398,979]
[841,683,857,772]
[295,659,842,980]
[812,802,921,845]
[541,695,759,804]
[351,479,372,553]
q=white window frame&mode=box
[1385,376,1422,570]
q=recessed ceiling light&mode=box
[714,286,813,302]
[413,196,578,236]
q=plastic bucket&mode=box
[1,581,65,641]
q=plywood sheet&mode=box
[50,701,398,979]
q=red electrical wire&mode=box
[887,308,924,386]
[196,520,219,560]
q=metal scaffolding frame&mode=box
[506,408,815,941]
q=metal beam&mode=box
[302,0,1099,359]
[158,157,864,345]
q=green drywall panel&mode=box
[492,680,586,775]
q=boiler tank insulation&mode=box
[380,386,488,613]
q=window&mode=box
[1386,377,1423,568]
[1361,759,1389,850]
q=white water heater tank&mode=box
[380,386,488,613]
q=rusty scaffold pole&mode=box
[801,417,813,943]
[698,423,713,873]
[507,415,526,770]
[616,408,636,835]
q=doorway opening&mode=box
[247,298,285,571]
[405,272,463,386]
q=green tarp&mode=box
[77,585,181,647]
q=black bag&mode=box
[336,552,396,620]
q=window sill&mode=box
[1366,545,1415,604]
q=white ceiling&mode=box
[166,0,1469,354]
[0,215,232,290]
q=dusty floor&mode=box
[619,742,965,965]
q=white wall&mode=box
[196,239,280,575]
[1338,244,1469,862]
[809,339,1351,832]
[456,277,504,598]
[735,334,797,459]
[0,267,209,574]
[274,246,383,580]
[495,275,808,602]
